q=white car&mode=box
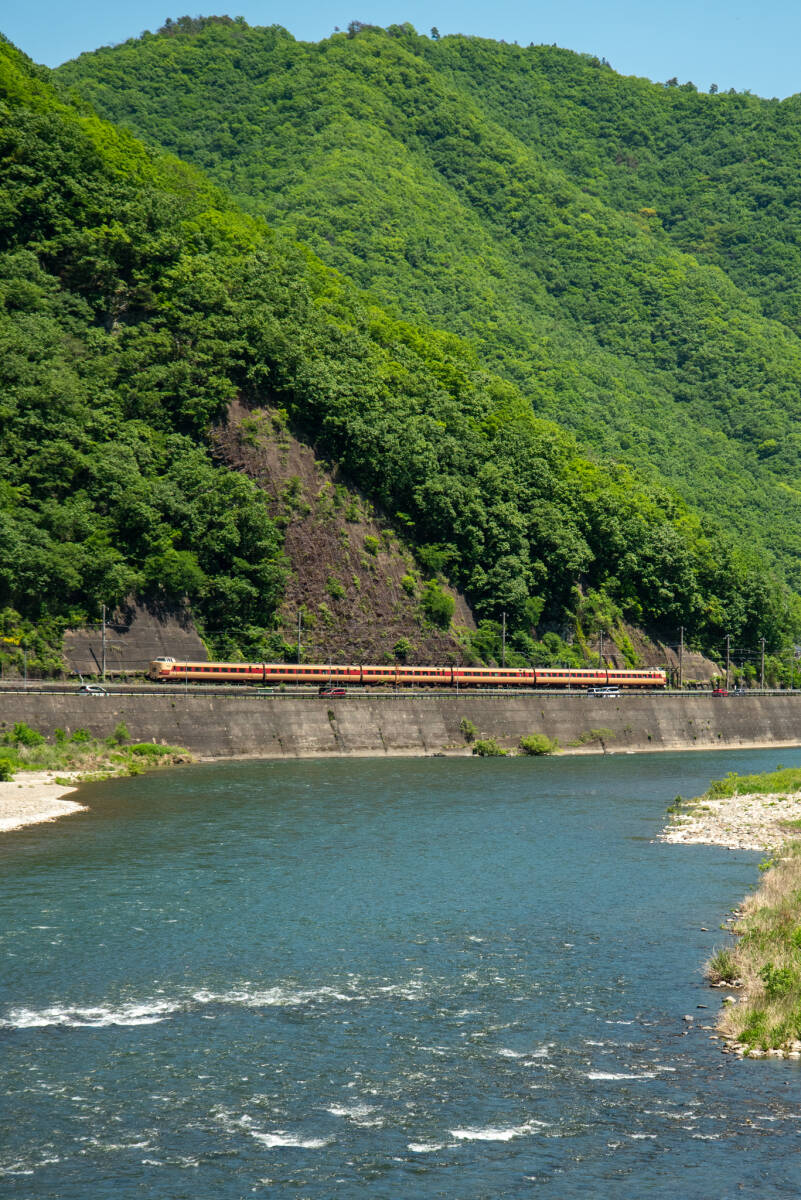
[78,684,107,695]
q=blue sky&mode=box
[4,0,801,98]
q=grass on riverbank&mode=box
[0,721,192,783]
[698,765,801,1055]
[707,767,801,799]
[709,841,801,1054]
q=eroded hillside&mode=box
[212,402,473,664]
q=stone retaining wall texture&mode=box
[3,692,801,757]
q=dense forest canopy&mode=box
[0,28,798,671]
[55,20,801,596]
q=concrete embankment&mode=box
[3,692,801,758]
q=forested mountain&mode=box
[0,28,796,674]
[55,18,801,594]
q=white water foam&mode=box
[3,982,369,1030]
[450,1120,547,1142]
[586,1072,657,1081]
[250,1131,333,1149]
[88,1139,152,1152]
[191,984,361,1007]
[408,1142,446,1153]
[2,1000,179,1028]
[326,1103,383,1127]
[4,971,449,1034]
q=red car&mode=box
[318,687,346,698]
[712,687,729,697]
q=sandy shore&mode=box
[0,772,87,833]
[659,791,801,851]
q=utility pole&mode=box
[725,633,731,691]
[297,611,302,664]
[678,626,684,690]
[501,611,506,668]
[101,604,107,684]
[23,646,27,690]
[599,630,604,666]
[760,638,765,691]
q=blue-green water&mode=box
[3,750,801,1198]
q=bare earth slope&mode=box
[212,402,473,665]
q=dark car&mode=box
[318,687,346,698]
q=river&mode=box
[3,749,801,1197]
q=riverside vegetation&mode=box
[0,31,800,679]
[469,732,559,756]
[667,767,801,1056]
[709,838,801,1058]
[0,720,191,783]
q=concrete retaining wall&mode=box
[3,692,801,758]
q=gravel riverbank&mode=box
[0,772,87,833]
[658,791,801,851]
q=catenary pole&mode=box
[760,638,765,691]
[678,626,684,690]
[101,604,106,683]
[725,634,731,691]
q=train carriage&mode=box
[148,658,667,689]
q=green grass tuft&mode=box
[519,733,559,756]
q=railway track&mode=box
[0,685,795,699]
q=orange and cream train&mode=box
[148,658,666,689]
